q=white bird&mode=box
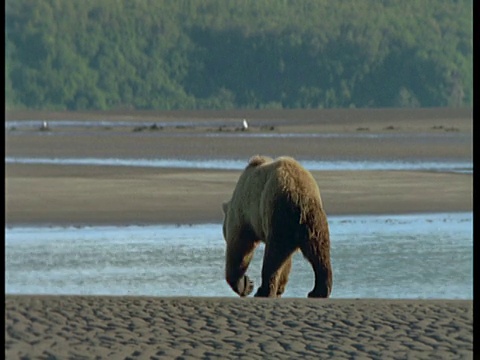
[40,121,49,131]
[242,119,248,130]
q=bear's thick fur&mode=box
[222,155,333,298]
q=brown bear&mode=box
[222,155,333,298]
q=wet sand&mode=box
[5,164,473,226]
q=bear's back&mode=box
[228,155,324,242]
[242,156,322,209]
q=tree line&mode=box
[5,0,472,111]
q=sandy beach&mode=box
[5,164,473,226]
[5,108,473,359]
[5,295,473,359]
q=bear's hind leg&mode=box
[300,241,332,298]
[255,243,296,298]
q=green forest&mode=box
[5,0,472,111]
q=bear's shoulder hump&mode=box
[247,155,272,168]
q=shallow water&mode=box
[5,213,472,299]
[5,156,472,173]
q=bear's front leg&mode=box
[225,238,258,297]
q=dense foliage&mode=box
[5,0,472,110]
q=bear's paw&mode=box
[237,275,254,297]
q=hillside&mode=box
[5,0,473,110]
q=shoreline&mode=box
[5,211,473,229]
